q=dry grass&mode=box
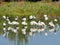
[0,1,60,16]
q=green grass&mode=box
[0,2,60,16]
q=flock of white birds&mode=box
[2,15,58,37]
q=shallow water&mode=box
[0,15,60,45]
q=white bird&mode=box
[22,28,26,34]
[8,27,18,33]
[12,21,19,25]
[30,28,37,32]
[49,21,55,27]
[21,28,26,32]
[3,15,6,19]
[41,22,46,26]
[6,17,9,21]
[37,28,45,33]
[44,14,47,17]
[16,27,19,30]
[45,17,48,20]
[22,21,27,25]
[15,16,18,20]
[38,21,46,26]
[24,26,27,29]
[29,15,36,19]
[11,28,17,33]
[33,16,36,19]
[13,29,17,33]
[22,18,26,21]
[29,15,34,19]
[37,21,46,32]
[37,28,45,32]
[8,21,19,25]
[44,14,48,20]
[22,18,27,25]
[8,27,12,30]
[8,21,12,25]
[30,21,37,25]
[3,27,6,31]
[3,23,6,26]
[49,21,55,32]
[54,19,57,22]
[38,21,42,25]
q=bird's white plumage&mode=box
[22,21,27,25]
[30,21,37,25]
[54,19,57,22]
[3,28,6,31]
[15,16,18,20]
[3,15,6,19]
[29,15,36,19]
[49,21,55,27]
[22,18,26,21]
[44,15,47,17]
[30,28,37,32]
[3,23,6,26]
[12,21,19,25]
